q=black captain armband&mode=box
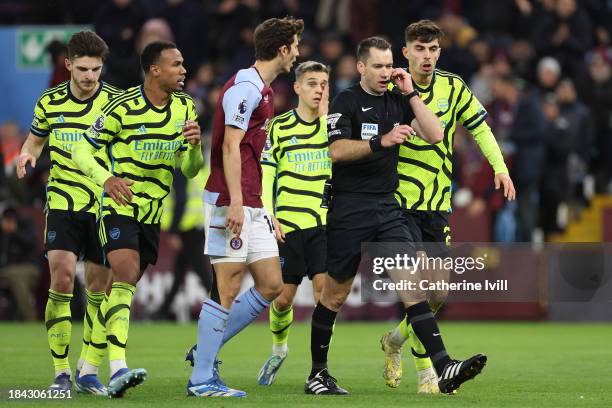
[369,136,384,152]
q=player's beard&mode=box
[77,80,97,94]
[168,79,184,92]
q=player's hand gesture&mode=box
[271,215,285,243]
[318,82,329,118]
[226,202,244,237]
[16,153,36,179]
[104,176,134,206]
[391,68,414,94]
[381,125,415,147]
[495,173,516,201]
[183,120,201,145]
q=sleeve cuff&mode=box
[30,127,49,137]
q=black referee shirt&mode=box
[327,83,415,195]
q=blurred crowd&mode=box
[1,0,612,244]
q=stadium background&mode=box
[1,1,612,323]
[0,2,611,406]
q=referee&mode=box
[304,37,485,395]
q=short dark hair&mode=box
[140,41,177,73]
[67,31,109,61]
[405,20,444,44]
[295,61,330,81]
[254,16,304,61]
[357,36,391,62]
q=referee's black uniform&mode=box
[326,83,417,281]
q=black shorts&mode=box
[279,226,327,285]
[326,194,416,282]
[44,209,104,265]
[100,214,160,271]
[403,210,451,257]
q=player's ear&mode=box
[64,58,72,72]
[293,81,300,95]
[150,64,160,77]
[402,46,410,60]
[357,60,365,76]
[278,44,289,58]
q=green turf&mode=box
[0,321,610,407]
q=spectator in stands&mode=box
[331,54,357,97]
[533,0,592,78]
[535,56,562,95]
[539,78,593,234]
[347,0,378,44]
[157,0,208,78]
[540,94,572,235]
[555,78,593,198]
[509,39,536,81]
[490,74,546,241]
[0,121,49,207]
[436,13,479,80]
[136,18,174,54]
[208,0,259,61]
[95,0,148,88]
[0,206,39,320]
[316,31,345,69]
[315,0,350,34]
[186,62,216,127]
[0,121,22,177]
[297,30,316,61]
[577,52,612,192]
[45,40,70,87]
[225,26,256,77]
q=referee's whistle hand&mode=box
[226,203,244,237]
[104,176,134,206]
[391,68,413,93]
[381,125,413,147]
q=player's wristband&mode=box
[404,90,419,100]
[369,136,384,152]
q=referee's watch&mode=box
[369,136,384,152]
[403,90,419,100]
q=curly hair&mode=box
[254,16,304,61]
[67,31,109,61]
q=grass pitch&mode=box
[1,321,610,407]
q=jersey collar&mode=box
[67,80,103,104]
[410,68,436,94]
[139,84,172,113]
[293,109,319,126]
